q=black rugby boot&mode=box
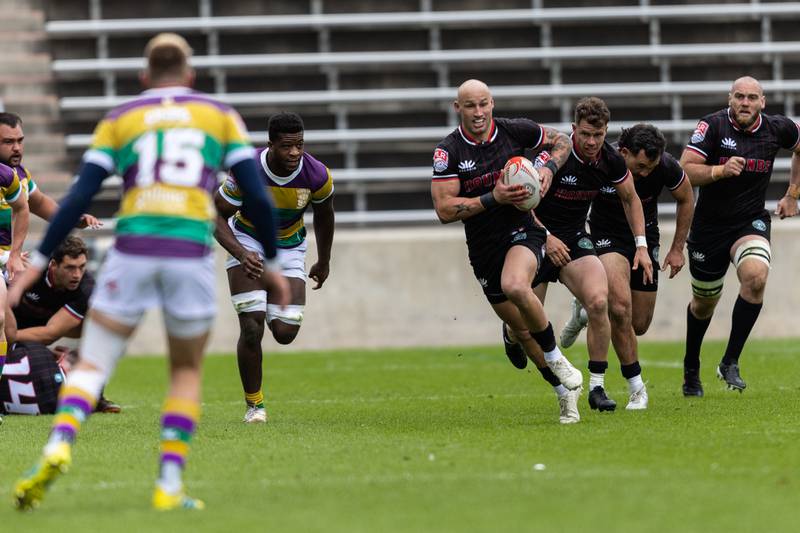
[502,324,528,369]
[682,368,704,397]
[717,362,746,392]
[588,386,617,412]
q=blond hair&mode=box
[144,33,193,83]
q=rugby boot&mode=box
[717,362,746,392]
[588,386,617,412]
[626,384,649,410]
[13,442,72,511]
[153,486,205,511]
[546,356,582,390]
[558,387,581,424]
[682,368,704,397]
[502,323,527,369]
[95,395,121,414]
[560,298,588,348]
[243,406,268,423]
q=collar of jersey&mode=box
[458,120,497,146]
[141,86,194,97]
[727,107,762,133]
[570,133,601,165]
[261,148,303,185]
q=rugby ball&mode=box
[503,156,541,211]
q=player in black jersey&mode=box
[0,342,65,416]
[431,79,584,424]
[680,76,800,395]
[5,236,119,412]
[562,124,694,409]
[526,98,653,413]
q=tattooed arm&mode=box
[536,126,571,196]
[431,178,527,224]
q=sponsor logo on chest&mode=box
[561,175,578,185]
[721,137,737,150]
[458,160,477,172]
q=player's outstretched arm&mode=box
[663,175,695,278]
[230,157,289,307]
[309,196,334,290]
[7,162,107,307]
[776,150,800,219]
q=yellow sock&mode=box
[245,390,264,409]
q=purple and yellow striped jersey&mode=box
[219,148,333,248]
[83,86,255,257]
[0,165,33,250]
[0,163,23,250]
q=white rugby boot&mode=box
[560,298,588,348]
[626,384,649,410]
[243,406,268,423]
[558,387,582,424]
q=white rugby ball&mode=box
[502,156,541,211]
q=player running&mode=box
[680,76,800,395]
[560,123,694,409]
[214,111,335,423]
[432,79,584,425]
[9,33,288,512]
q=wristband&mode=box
[710,165,721,181]
[479,191,498,209]
[635,235,647,248]
[544,160,559,176]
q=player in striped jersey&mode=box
[10,33,288,512]
[214,112,335,424]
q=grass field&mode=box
[2,338,799,532]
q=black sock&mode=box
[531,323,556,353]
[621,361,642,379]
[537,366,561,386]
[721,295,763,365]
[684,305,711,371]
[588,360,608,374]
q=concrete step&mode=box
[0,54,51,75]
[0,8,44,32]
[1,94,60,119]
[0,31,49,54]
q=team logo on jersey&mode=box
[433,148,449,173]
[752,219,767,231]
[721,137,737,150]
[478,277,488,288]
[691,250,705,262]
[458,160,477,172]
[24,292,39,302]
[512,231,527,243]
[561,175,578,185]
[691,121,709,144]
[578,237,594,250]
[296,188,310,208]
[595,238,611,248]
[599,186,616,195]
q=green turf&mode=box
[2,339,799,532]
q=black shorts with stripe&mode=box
[590,227,660,292]
[687,212,771,293]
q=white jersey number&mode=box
[2,356,40,415]
[134,129,206,187]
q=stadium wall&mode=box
[124,220,800,355]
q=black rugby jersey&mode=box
[0,342,64,415]
[13,269,94,329]
[686,108,800,227]
[432,117,543,251]
[589,150,685,236]
[535,139,629,237]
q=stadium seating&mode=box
[44,1,800,222]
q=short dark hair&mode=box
[617,123,667,161]
[574,97,610,128]
[268,112,304,142]
[52,236,88,264]
[0,112,22,129]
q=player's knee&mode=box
[583,292,608,318]
[632,315,652,336]
[739,266,768,295]
[270,321,300,345]
[690,296,717,319]
[500,278,530,303]
[607,299,631,326]
[239,315,265,347]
